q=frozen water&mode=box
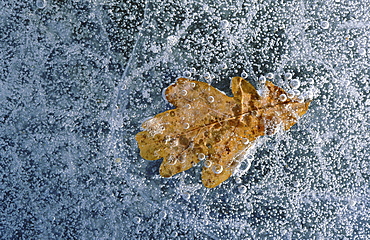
[1,0,370,239]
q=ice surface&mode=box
[1,0,369,239]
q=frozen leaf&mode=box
[135,77,311,188]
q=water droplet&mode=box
[293,89,301,96]
[191,82,196,88]
[212,164,223,174]
[204,160,212,168]
[290,79,301,89]
[185,104,191,109]
[208,96,214,103]
[184,123,190,129]
[266,73,274,79]
[348,40,355,47]
[241,71,248,78]
[181,90,187,96]
[238,185,247,194]
[279,94,287,102]
[320,21,330,29]
[284,72,293,80]
[235,177,242,184]
[198,153,206,160]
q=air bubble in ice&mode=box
[358,48,366,56]
[203,72,211,79]
[220,62,228,70]
[266,73,274,79]
[184,123,190,129]
[36,0,47,9]
[306,78,314,84]
[287,90,295,98]
[167,35,179,46]
[133,216,141,224]
[290,79,301,89]
[204,160,212,168]
[220,19,229,28]
[238,185,247,194]
[284,72,293,80]
[303,90,314,100]
[181,192,191,201]
[293,89,301,96]
[320,21,330,29]
[241,71,248,78]
[258,75,266,83]
[185,104,191,109]
[159,211,167,219]
[184,71,192,78]
[348,40,355,47]
[212,164,223,174]
[348,200,357,210]
[235,177,242,184]
[297,96,305,103]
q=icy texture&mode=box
[1,0,369,239]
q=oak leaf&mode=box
[135,77,311,188]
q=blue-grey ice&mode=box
[1,0,369,239]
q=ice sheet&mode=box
[1,0,369,239]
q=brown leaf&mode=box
[135,77,311,188]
